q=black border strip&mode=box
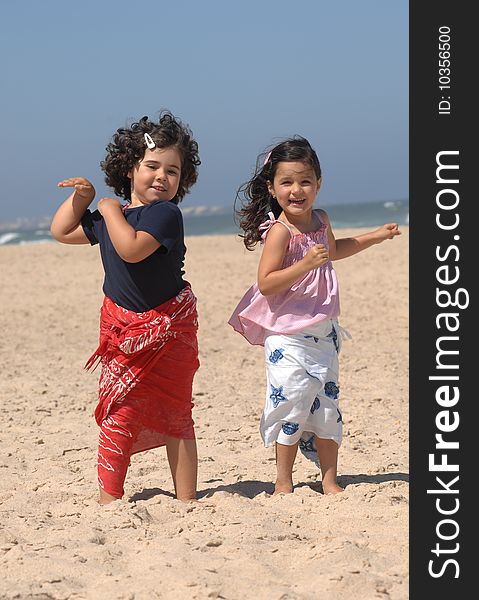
[410,3,473,596]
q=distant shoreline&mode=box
[0,199,408,246]
[0,225,410,249]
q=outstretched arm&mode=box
[97,198,161,263]
[318,210,401,261]
[50,177,95,244]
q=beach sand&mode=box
[0,228,408,600]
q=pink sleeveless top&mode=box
[228,211,340,345]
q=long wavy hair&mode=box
[101,110,201,204]
[234,136,322,250]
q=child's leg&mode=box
[315,437,344,494]
[97,411,141,505]
[99,488,118,505]
[274,441,299,494]
[165,435,198,501]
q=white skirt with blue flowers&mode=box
[260,319,350,466]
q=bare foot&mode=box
[273,480,294,495]
[322,482,344,495]
[98,488,118,505]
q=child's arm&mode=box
[257,223,329,295]
[97,198,161,263]
[50,177,95,244]
[318,210,401,261]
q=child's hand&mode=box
[57,177,95,200]
[302,243,329,270]
[373,223,401,243]
[97,197,123,215]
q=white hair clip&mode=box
[144,133,156,149]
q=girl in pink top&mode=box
[229,136,400,495]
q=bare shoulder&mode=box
[263,220,292,248]
[315,208,331,225]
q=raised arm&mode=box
[97,198,161,263]
[318,209,401,261]
[50,177,95,244]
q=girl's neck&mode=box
[280,209,317,234]
[129,193,147,208]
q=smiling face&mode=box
[128,146,182,207]
[267,161,321,222]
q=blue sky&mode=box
[0,0,408,222]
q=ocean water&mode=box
[0,199,408,246]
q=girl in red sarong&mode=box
[50,111,201,505]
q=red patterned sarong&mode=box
[85,285,199,498]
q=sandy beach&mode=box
[0,227,408,600]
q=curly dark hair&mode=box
[100,110,201,204]
[234,136,322,250]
